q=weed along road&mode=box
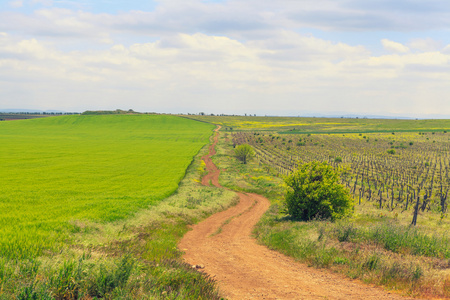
[179,127,413,300]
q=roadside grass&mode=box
[255,205,450,298]
[212,132,282,200]
[213,127,450,299]
[3,255,221,300]
[0,117,237,299]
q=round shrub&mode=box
[234,144,254,164]
[284,161,353,221]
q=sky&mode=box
[1,0,450,117]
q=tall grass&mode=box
[356,223,450,258]
[253,205,443,296]
[8,255,221,300]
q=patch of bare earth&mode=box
[179,127,413,300]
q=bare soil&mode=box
[179,127,414,300]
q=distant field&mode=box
[186,115,450,134]
[0,113,52,121]
[0,114,214,259]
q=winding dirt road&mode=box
[179,127,413,299]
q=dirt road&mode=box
[179,127,413,299]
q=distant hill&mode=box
[82,109,138,115]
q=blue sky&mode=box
[1,0,159,14]
[1,0,450,117]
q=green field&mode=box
[5,114,450,298]
[0,114,214,259]
[186,115,450,134]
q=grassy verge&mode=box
[213,129,450,299]
[254,206,450,298]
[0,136,237,299]
[212,131,283,199]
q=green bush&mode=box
[234,144,254,164]
[284,161,353,221]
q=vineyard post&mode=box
[405,193,409,210]
[378,189,383,209]
[440,184,448,213]
[411,188,421,226]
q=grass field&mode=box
[0,114,242,299]
[0,114,213,259]
[186,115,450,134]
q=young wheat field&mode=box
[0,114,216,259]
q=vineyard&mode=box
[232,130,450,223]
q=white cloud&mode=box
[3,1,450,44]
[9,1,23,8]
[408,38,443,52]
[1,1,450,116]
[443,44,450,54]
[31,0,53,6]
[0,9,111,44]
[1,30,449,116]
[251,31,369,64]
[381,39,410,53]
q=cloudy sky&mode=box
[1,0,450,117]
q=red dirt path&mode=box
[179,127,413,300]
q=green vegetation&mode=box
[186,115,450,134]
[232,130,450,224]
[234,144,254,164]
[0,115,238,298]
[0,114,213,259]
[387,149,396,154]
[254,204,450,298]
[284,161,353,221]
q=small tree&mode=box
[284,161,353,221]
[234,144,254,164]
